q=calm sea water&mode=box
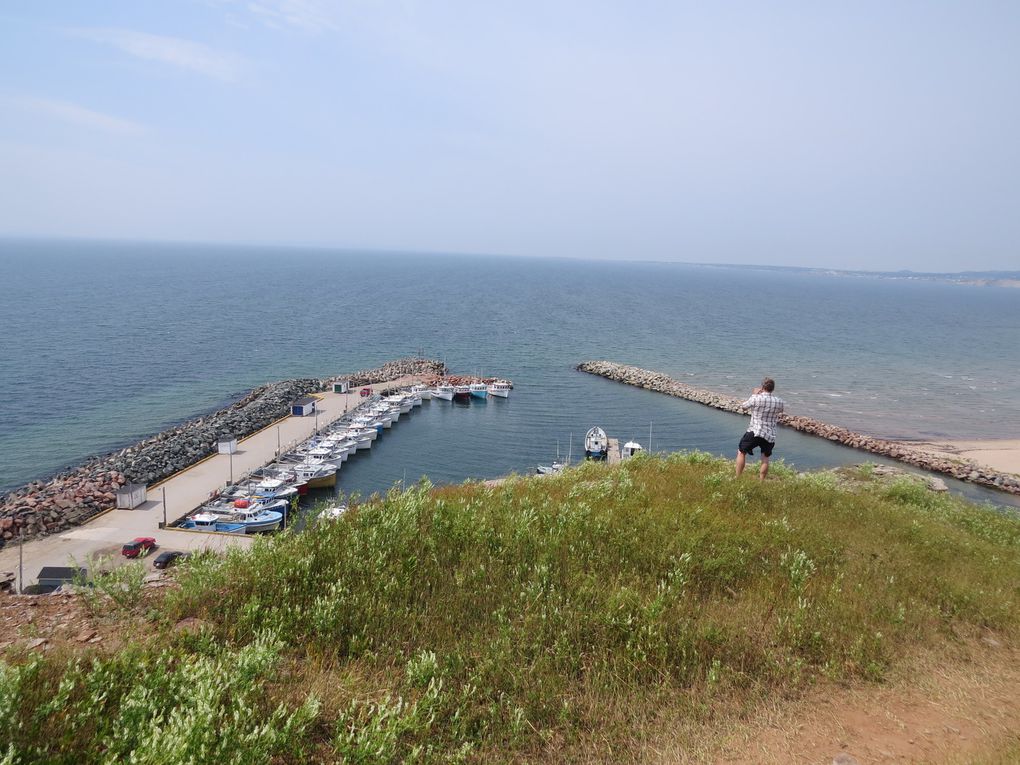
[1,239,1018,507]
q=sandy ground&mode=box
[907,439,1020,477]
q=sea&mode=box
[2,239,1018,508]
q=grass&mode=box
[3,453,1019,763]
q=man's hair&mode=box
[761,378,775,392]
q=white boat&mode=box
[348,417,380,438]
[411,384,432,400]
[432,384,454,401]
[487,380,511,398]
[318,503,348,521]
[385,394,413,414]
[408,393,423,407]
[368,405,394,427]
[584,426,609,461]
[181,512,247,534]
[622,441,644,459]
[536,461,566,476]
[469,382,489,399]
[278,459,338,489]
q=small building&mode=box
[333,380,350,394]
[216,436,238,454]
[115,483,148,510]
[291,397,317,417]
[37,566,86,589]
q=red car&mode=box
[121,537,157,558]
[360,387,373,397]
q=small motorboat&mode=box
[318,503,348,521]
[536,461,566,476]
[584,426,609,461]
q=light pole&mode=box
[228,450,233,485]
[277,425,281,456]
[161,486,167,529]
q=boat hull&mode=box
[306,472,337,489]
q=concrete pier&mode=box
[607,438,622,465]
[0,376,424,584]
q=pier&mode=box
[0,376,424,584]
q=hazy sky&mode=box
[1,1,1018,270]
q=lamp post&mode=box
[161,486,167,529]
[228,450,233,485]
[277,425,281,456]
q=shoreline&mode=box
[901,439,1020,477]
[577,361,1020,496]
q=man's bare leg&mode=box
[735,451,746,477]
[759,454,770,480]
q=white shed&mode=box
[291,397,317,416]
[116,483,148,509]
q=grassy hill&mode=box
[2,453,1019,763]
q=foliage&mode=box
[5,455,1020,762]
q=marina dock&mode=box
[0,376,424,583]
[607,438,622,465]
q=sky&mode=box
[1,1,1018,271]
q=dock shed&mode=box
[333,380,350,394]
[115,483,148,510]
[291,396,317,417]
[37,566,86,589]
[217,436,238,454]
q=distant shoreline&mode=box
[693,262,1020,289]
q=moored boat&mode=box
[622,441,644,459]
[410,384,432,400]
[453,385,471,401]
[469,383,489,399]
[431,384,454,401]
[487,380,511,398]
[584,426,609,461]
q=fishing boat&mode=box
[276,459,338,489]
[180,512,247,534]
[385,394,413,414]
[469,382,489,399]
[453,385,471,401]
[410,384,432,400]
[584,426,609,461]
[431,384,454,401]
[487,380,511,398]
[536,461,566,476]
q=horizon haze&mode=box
[2,1,1019,271]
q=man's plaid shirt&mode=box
[739,392,785,443]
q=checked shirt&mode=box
[739,392,785,443]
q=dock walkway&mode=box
[0,376,422,585]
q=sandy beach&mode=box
[907,439,1020,477]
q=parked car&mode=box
[152,551,189,569]
[121,537,157,558]
[360,387,373,397]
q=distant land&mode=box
[700,263,1020,288]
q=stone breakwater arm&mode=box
[576,361,1020,496]
[0,357,447,548]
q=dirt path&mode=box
[709,639,1020,764]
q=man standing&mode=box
[735,377,785,480]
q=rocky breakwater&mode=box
[0,357,448,550]
[577,361,1020,497]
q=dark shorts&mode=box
[738,431,775,457]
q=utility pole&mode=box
[18,529,24,595]
[161,486,168,529]
[277,425,281,456]
[228,451,233,485]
